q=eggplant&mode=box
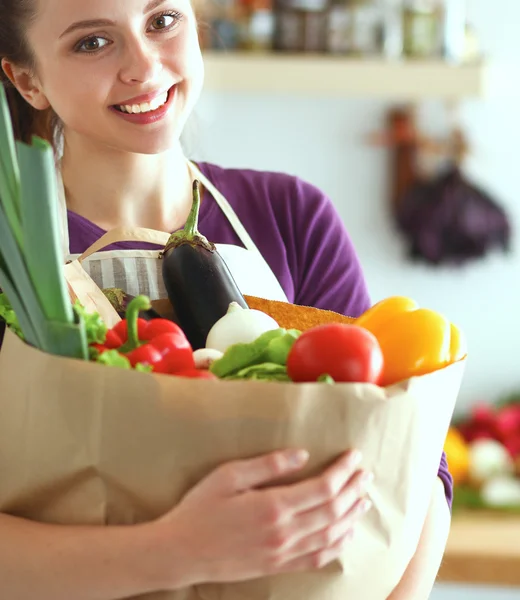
[160,180,248,350]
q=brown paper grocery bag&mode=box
[64,259,122,327]
[0,328,464,600]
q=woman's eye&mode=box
[150,12,181,31]
[76,36,110,53]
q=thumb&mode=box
[216,449,310,495]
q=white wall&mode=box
[190,3,520,597]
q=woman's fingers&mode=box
[273,450,369,515]
[271,530,354,574]
[285,496,372,559]
[210,448,310,495]
[288,472,373,542]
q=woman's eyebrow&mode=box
[59,19,114,39]
[59,0,168,39]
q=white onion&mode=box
[205,302,280,353]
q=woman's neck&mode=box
[60,133,194,233]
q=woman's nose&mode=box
[118,38,163,85]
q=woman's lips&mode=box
[109,85,176,125]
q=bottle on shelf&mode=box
[381,0,404,60]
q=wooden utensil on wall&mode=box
[368,105,469,215]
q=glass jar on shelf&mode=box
[237,0,275,51]
[327,1,354,54]
[273,0,330,53]
[326,0,383,57]
[402,0,443,59]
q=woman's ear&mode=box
[1,58,50,110]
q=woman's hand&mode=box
[156,448,373,589]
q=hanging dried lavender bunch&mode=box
[395,165,512,266]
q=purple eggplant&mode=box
[160,180,248,350]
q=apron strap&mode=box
[70,161,264,262]
[187,162,262,256]
[76,227,169,262]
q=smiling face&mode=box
[13,0,204,154]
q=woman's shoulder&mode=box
[196,161,370,317]
[197,161,333,215]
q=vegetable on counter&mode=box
[467,438,515,487]
[448,397,520,514]
[286,323,384,384]
[443,427,470,486]
[205,301,280,353]
[91,295,195,374]
[354,296,466,386]
[160,180,248,350]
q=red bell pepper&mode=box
[174,368,218,380]
[91,295,195,374]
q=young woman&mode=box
[0,0,452,598]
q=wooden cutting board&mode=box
[439,511,520,586]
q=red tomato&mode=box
[287,323,384,384]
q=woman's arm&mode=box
[386,478,451,600]
[0,449,371,600]
[0,513,175,600]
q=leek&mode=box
[0,83,87,359]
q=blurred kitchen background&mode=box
[186,1,520,597]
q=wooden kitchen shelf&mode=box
[202,51,486,99]
[438,511,520,587]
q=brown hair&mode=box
[0,0,58,145]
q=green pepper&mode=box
[263,329,300,365]
[210,328,302,379]
[210,329,286,378]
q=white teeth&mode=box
[118,91,169,114]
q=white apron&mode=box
[63,162,288,326]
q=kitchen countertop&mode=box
[438,511,520,586]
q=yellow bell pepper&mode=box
[355,296,418,336]
[443,427,470,486]
[355,296,466,386]
[449,322,467,363]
